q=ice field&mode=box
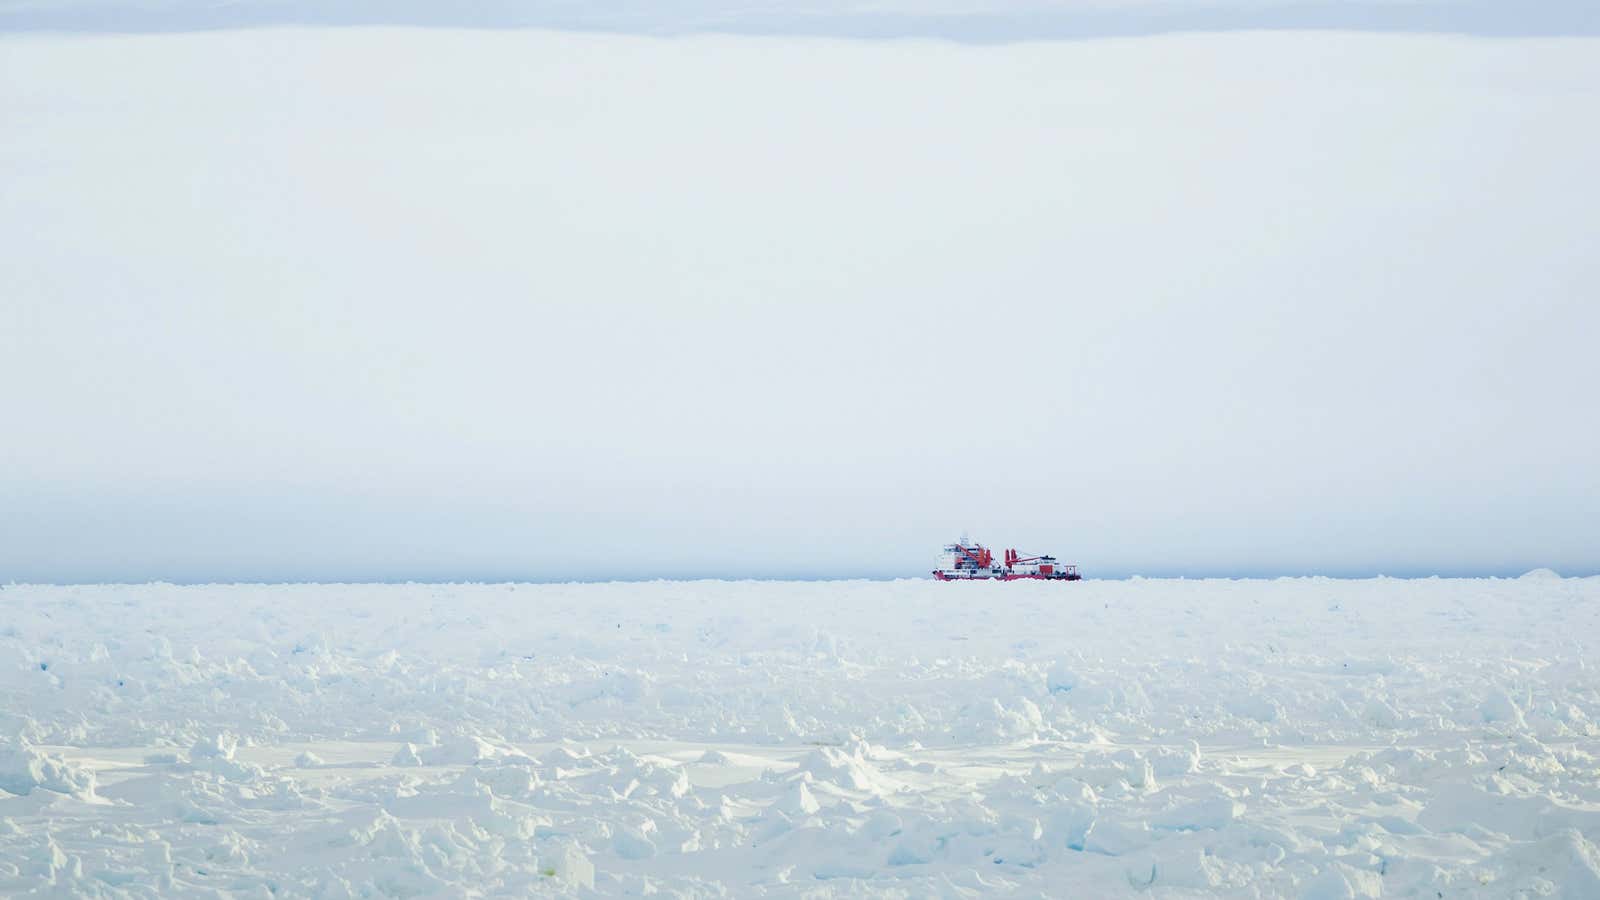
[3,576,1599,896]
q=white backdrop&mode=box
[3,30,1596,580]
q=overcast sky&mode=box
[2,28,1597,582]
[1,0,1596,38]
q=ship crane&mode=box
[955,545,993,569]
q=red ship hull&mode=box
[933,572,1082,581]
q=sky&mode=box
[2,25,1598,583]
[0,0,1596,39]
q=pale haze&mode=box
[2,29,1597,581]
[1,0,1595,37]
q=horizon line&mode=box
[4,568,1589,588]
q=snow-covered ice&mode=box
[3,576,1599,896]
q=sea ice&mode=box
[1,576,1596,895]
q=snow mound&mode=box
[0,741,97,800]
[1497,830,1600,899]
[1301,863,1383,899]
[189,732,238,761]
[1482,689,1529,730]
[772,782,821,817]
[1520,568,1563,580]
[419,735,502,766]
[1149,792,1241,831]
[551,844,596,889]
[794,745,897,795]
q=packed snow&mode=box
[3,576,1599,896]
